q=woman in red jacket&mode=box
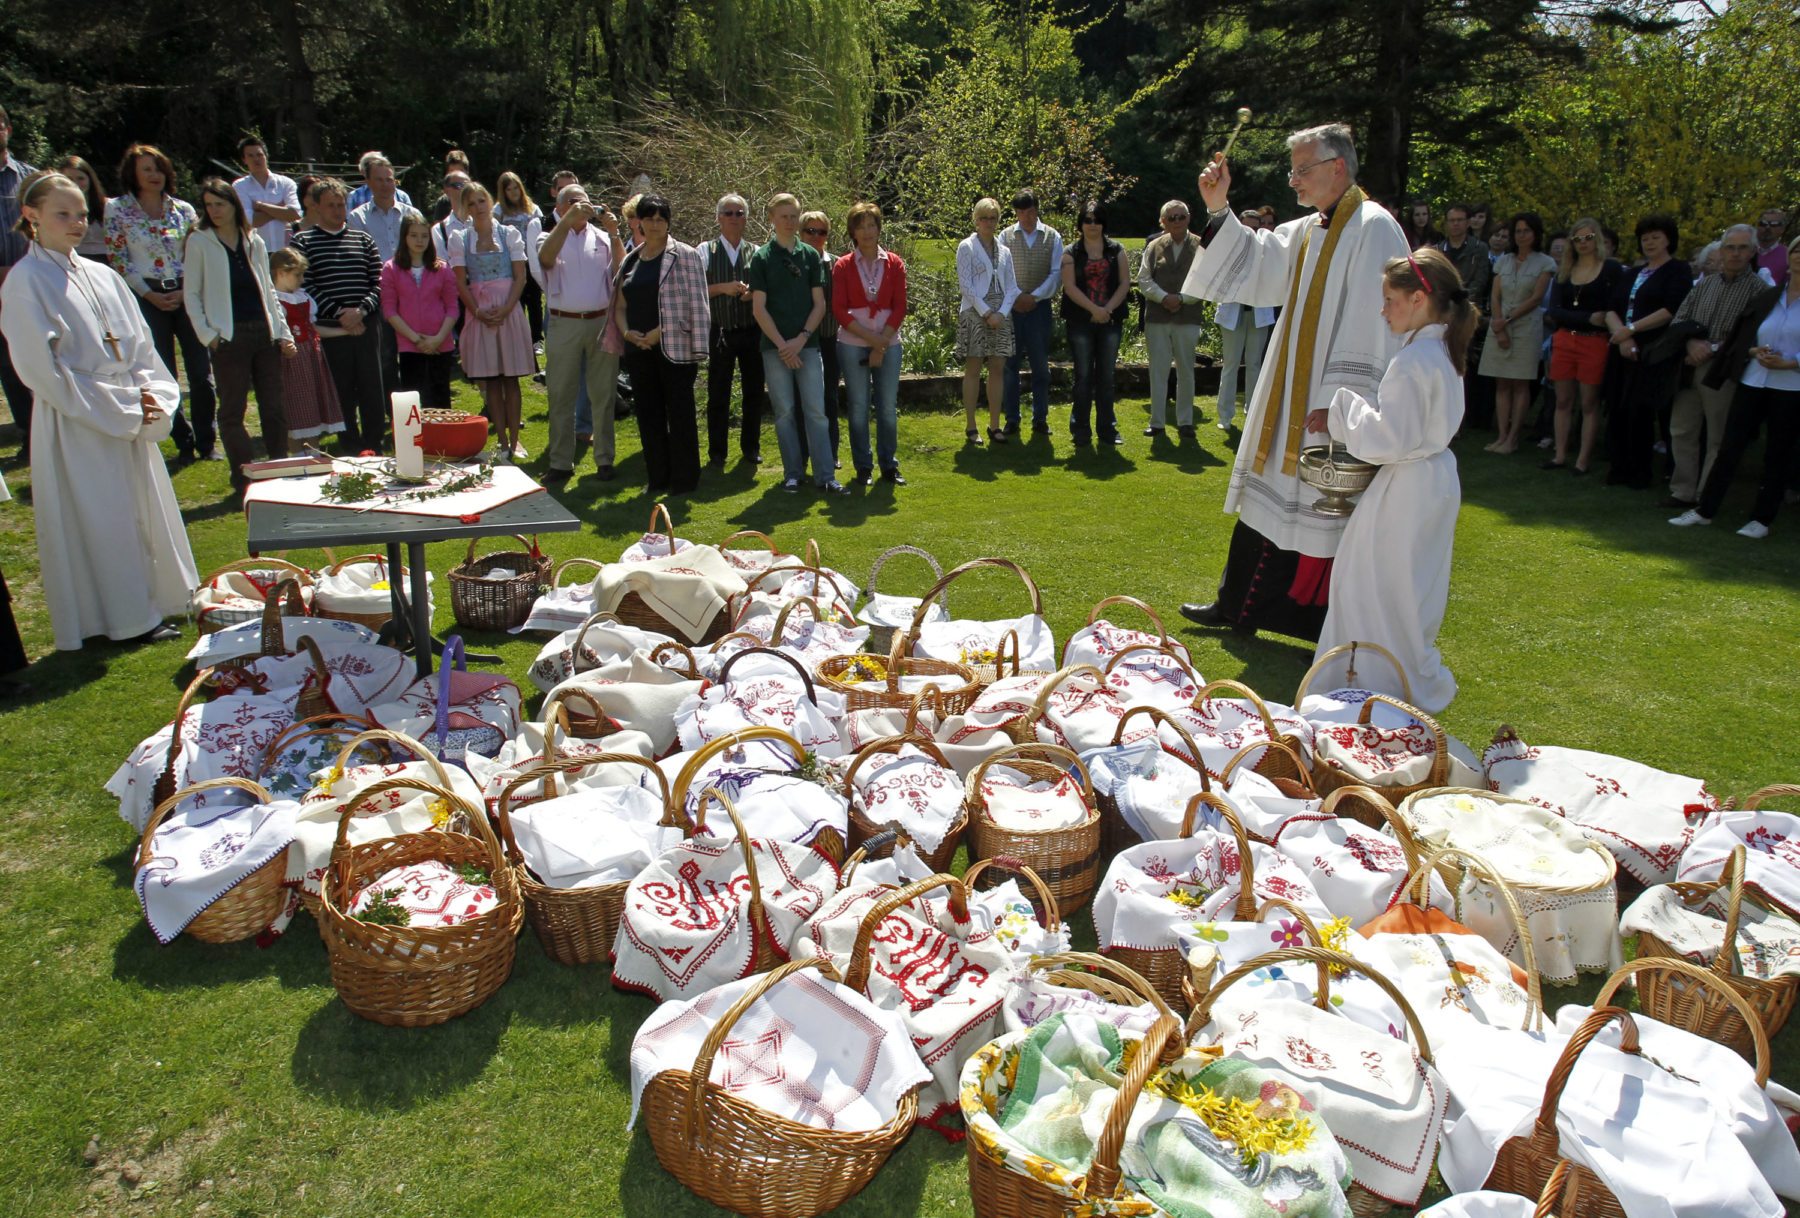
[831,202,909,486]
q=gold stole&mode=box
[1253,185,1367,476]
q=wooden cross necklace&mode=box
[62,250,123,361]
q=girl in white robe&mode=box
[0,172,197,651]
[1306,247,1478,712]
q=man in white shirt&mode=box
[703,193,764,465]
[349,155,409,392]
[231,136,300,253]
[999,190,1064,437]
[537,184,623,485]
[346,150,413,213]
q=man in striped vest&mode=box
[1000,190,1064,437]
[703,193,766,466]
[293,178,386,451]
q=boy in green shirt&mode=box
[748,193,843,493]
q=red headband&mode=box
[1405,252,1434,294]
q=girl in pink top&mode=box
[381,211,460,409]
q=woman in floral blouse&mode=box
[104,143,217,462]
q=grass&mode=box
[1,376,1797,1217]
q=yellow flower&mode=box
[1320,915,1355,974]
[1146,1070,1315,1166]
[1165,887,1210,910]
[429,798,451,828]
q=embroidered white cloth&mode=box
[619,530,694,563]
[716,612,871,673]
[753,564,862,613]
[912,612,1055,674]
[611,832,836,1000]
[976,762,1092,832]
[1678,809,1800,920]
[1093,832,1330,957]
[1347,930,1536,1041]
[842,842,934,891]
[1415,1193,1538,1218]
[1433,1020,1784,1218]
[189,568,314,631]
[1060,617,1193,671]
[242,459,544,518]
[858,592,946,632]
[1159,696,1317,779]
[1484,734,1717,884]
[1273,813,1423,925]
[507,783,685,889]
[1100,650,1202,710]
[1400,791,1621,981]
[525,617,674,692]
[228,639,412,718]
[1551,1003,1800,1201]
[1314,721,1443,787]
[627,966,929,1130]
[288,759,488,896]
[658,741,849,851]
[954,669,1141,754]
[1197,990,1448,1206]
[108,696,296,831]
[1619,884,1800,980]
[184,615,381,665]
[593,548,748,644]
[464,722,654,811]
[999,974,1163,1037]
[1081,737,1208,842]
[1301,687,1482,782]
[542,668,703,758]
[348,858,500,926]
[368,671,521,745]
[136,795,298,942]
[516,568,605,636]
[312,560,433,620]
[674,674,847,758]
[848,745,964,855]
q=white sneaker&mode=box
[1216,419,1233,432]
[512,443,529,459]
[1737,521,1771,540]
[1668,509,1711,527]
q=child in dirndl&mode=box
[266,247,346,444]
[450,182,536,460]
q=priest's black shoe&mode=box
[1179,602,1233,627]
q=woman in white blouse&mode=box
[954,197,1019,446]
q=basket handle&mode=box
[962,855,1062,932]
[258,577,309,656]
[718,529,784,558]
[323,552,389,576]
[1110,705,1210,791]
[1594,956,1770,1086]
[645,501,676,552]
[568,611,622,670]
[1218,737,1313,791]
[1185,944,1433,1063]
[1081,1014,1184,1201]
[1398,843,1544,1031]
[1526,1007,1639,1155]
[842,873,971,992]
[538,687,615,779]
[1181,898,1330,1015]
[865,545,942,604]
[902,685,946,737]
[986,628,1023,682]
[841,732,954,802]
[648,640,702,679]
[1355,693,1450,788]
[839,828,908,889]
[551,556,605,587]
[668,726,809,817]
[966,741,1095,811]
[327,727,456,794]
[325,775,496,910]
[1713,844,1748,975]
[1023,664,1106,728]
[256,712,381,782]
[430,635,471,758]
[1536,1160,1575,1218]
[900,556,1043,646]
[461,533,540,568]
[681,957,845,1143]
[1320,784,1422,865]
[204,555,314,590]
[136,777,273,869]
[1191,678,1284,747]
[155,665,224,809]
[493,753,674,867]
[1085,594,1169,639]
[688,786,770,942]
[707,630,766,659]
[715,646,818,703]
[1743,784,1800,811]
[1177,793,1258,920]
[1100,642,1198,684]
[1293,641,1412,705]
[1025,950,1179,1025]
[769,597,821,645]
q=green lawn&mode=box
[1,380,1796,1217]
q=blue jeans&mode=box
[1003,303,1053,430]
[839,339,902,474]
[762,346,831,484]
[1067,321,1121,443]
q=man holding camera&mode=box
[537,184,623,484]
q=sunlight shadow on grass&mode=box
[111,913,333,992]
[290,988,507,1109]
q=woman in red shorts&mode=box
[1542,216,1624,473]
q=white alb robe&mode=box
[1182,200,1409,557]
[1315,324,1462,711]
[0,245,197,649]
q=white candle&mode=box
[391,391,425,479]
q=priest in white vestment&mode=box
[1177,123,1409,639]
[0,172,197,651]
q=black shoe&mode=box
[745,451,763,466]
[542,468,572,488]
[1178,425,1197,438]
[1003,424,1020,438]
[852,470,872,487]
[1144,426,1166,437]
[708,453,725,468]
[1540,459,1566,471]
[596,464,615,482]
[1105,434,1126,447]
[133,623,182,644]
[881,469,907,486]
[1179,602,1235,627]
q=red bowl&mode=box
[420,412,489,461]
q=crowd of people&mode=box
[0,102,1795,664]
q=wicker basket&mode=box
[254,713,388,799]
[135,777,291,944]
[1217,735,1318,807]
[448,534,550,632]
[1024,950,1183,1034]
[1183,943,1438,1218]
[1189,678,1312,783]
[1292,639,1413,705]
[993,662,1108,745]
[1484,1006,1636,1218]
[669,727,846,866]
[205,576,316,670]
[494,753,678,967]
[1390,843,1547,1030]
[1064,595,1182,665]
[316,774,524,1026]
[192,557,314,635]
[1100,640,1201,689]
[313,552,412,631]
[1631,843,1799,1059]
[631,502,685,559]
[962,855,1061,936]
[1097,705,1213,861]
[648,639,702,679]
[715,644,819,703]
[964,1011,1183,1218]
[716,528,790,574]
[1177,896,1329,1015]
[816,629,981,717]
[1107,790,1258,1012]
[965,742,1101,913]
[540,686,621,742]
[728,559,858,627]
[1310,692,1451,806]
[860,545,945,657]
[842,733,968,873]
[640,956,919,1218]
[899,557,1044,688]
[1595,954,1772,1080]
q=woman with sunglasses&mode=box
[798,209,841,472]
[1542,217,1623,473]
[605,194,710,495]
